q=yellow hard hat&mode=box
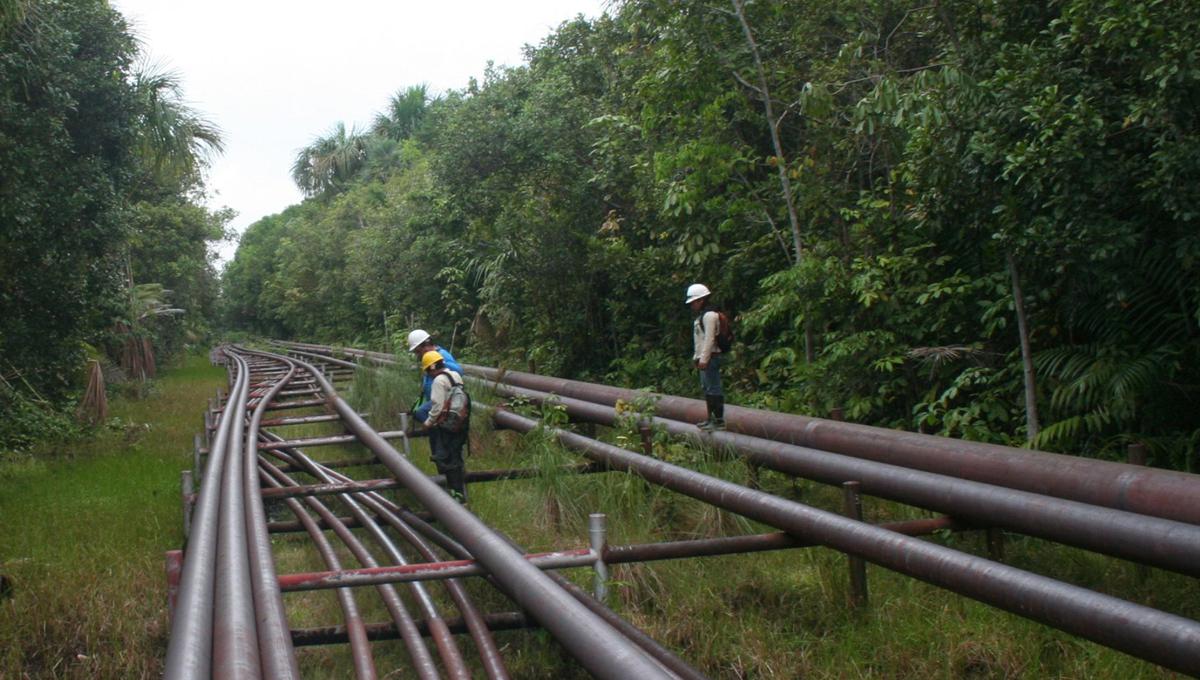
[420,350,444,371]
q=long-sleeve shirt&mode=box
[692,309,721,364]
[427,369,463,423]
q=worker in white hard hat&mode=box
[686,283,726,430]
[407,329,464,424]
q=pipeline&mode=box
[257,434,511,680]
[484,381,1200,577]
[489,407,1200,676]
[258,465,381,678]
[465,364,1200,526]
[165,348,248,679]
[253,347,686,679]
[270,339,1200,526]
[241,349,509,679]
[243,357,303,679]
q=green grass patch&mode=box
[0,353,225,678]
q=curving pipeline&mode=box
[275,349,685,679]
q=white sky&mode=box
[110,0,612,264]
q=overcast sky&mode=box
[110,0,612,263]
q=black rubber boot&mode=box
[698,395,719,431]
[446,468,468,504]
[696,395,712,429]
[711,395,725,430]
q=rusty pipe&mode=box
[262,439,511,680]
[485,382,1200,577]
[212,354,262,679]
[491,407,1200,676]
[465,365,1200,526]
[246,348,676,679]
[258,467,379,679]
[164,348,246,679]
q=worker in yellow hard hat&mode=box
[417,350,471,502]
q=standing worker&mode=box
[417,350,471,502]
[687,283,726,430]
[407,329,463,423]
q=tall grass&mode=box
[0,353,225,679]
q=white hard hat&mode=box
[406,329,432,352]
[685,283,711,304]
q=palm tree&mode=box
[372,84,430,141]
[115,281,185,382]
[291,122,367,197]
[131,65,224,185]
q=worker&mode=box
[407,329,463,423]
[686,283,727,430]
[417,350,471,502]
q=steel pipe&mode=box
[257,451,472,680]
[243,358,302,679]
[213,354,262,679]
[372,492,710,680]
[258,467,380,679]
[465,365,1200,525]
[165,347,246,679]
[490,408,1200,676]
[486,382,1200,576]
[246,349,669,679]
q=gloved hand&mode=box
[413,400,433,424]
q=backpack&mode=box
[715,310,734,353]
[438,372,471,432]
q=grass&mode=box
[1,356,1193,678]
[0,353,225,679]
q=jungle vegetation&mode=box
[224,0,1200,468]
[0,0,230,451]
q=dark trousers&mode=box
[429,426,468,500]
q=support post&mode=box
[589,513,609,603]
[1128,442,1148,467]
[193,433,202,483]
[842,481,868,609]
[181,470,195,541]
[400,413,412,457]
[987,528,1005,562]
[638,422,654,457]
[165,550,183,623]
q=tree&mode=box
[0,0,142,400]
[373,84,430,141]
[291,122,367,197]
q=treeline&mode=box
[1,0,227,449]
[223,0,1200,468]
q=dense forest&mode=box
[0,0,228,449]
[3,1,1197,470]
[223,0,1199,468]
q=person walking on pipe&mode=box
[406,329,463,424]
[687,283,727,431]
[415,350,471,502]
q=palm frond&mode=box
[131,63,224,179]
